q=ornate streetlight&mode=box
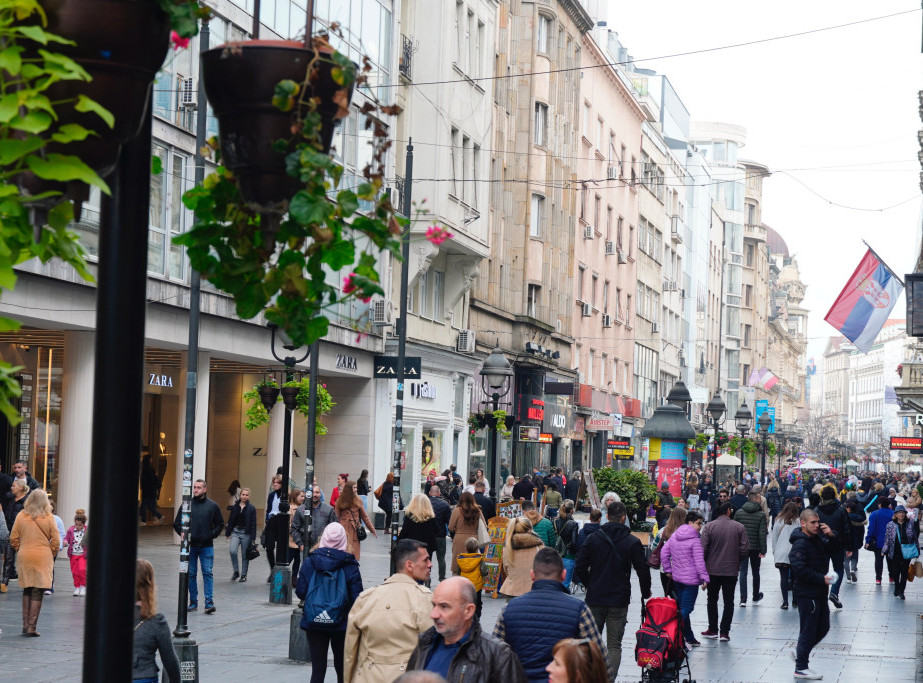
[758,411,772,482]
[706,391,726,508]
[734,399,752,483]
[479,348,513,503]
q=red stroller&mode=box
[635,597,695,683]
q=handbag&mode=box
[354,511,367,542]
[909,563,916,583]
[246,543,261,561]
[476,516,491,547]
[0,509,8,543]
[373,483,384,501]
[901,542,919,560]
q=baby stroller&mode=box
[635,597,695,683]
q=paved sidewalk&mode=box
[0,524,918,681]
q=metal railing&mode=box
[399,34,412,80]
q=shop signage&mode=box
[373,356,421,378]
[586,415,614,431]
[607,438,634,459]
[410,381,437,399]
[543,400,572,436]
[149,373,173,387]
[539,433,553,443]
[890,436,923,450]
[518,426,541,441]
[335,353,358,371]
[517,396,545,424]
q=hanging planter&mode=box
[200,40,356,211]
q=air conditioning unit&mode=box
[602,314,612,327]
[180,76,197,109]
[607,165,619,180]
[583,224,594,239]
[617,250,627,264]
[680,288,686,298]
[370,297,394,326]
[456,329,476,353]
[662,280,677,292]
[604,241,615,255]
[581,302,592,317]
[651,321,660,333]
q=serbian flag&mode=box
[824,249,903,353]
[748,368,778,390]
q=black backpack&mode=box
[554,517,577,556]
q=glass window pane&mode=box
[170,154,184,234]
[148,230,165,275]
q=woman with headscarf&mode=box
[9,488,59,636]
[499,515,543,598]
[295,523,364,683]
[335,481,377,561]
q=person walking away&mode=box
[575,508,602,556]
[814,484,849,610]
[770,502,800,609]
[543,483,563,519]
[654,481,673,528]
[292,483,339,563]
[648,507,687,598]
[575,501,652,679]
[565,471,582,504]
[511,474,535,502]
[766,479,783,529]
[523,499,556,547]
[494,547,609,682]
[295,523,364,683]
[881,505,917,600]
[448,491,484,576]
[553,501,579,589]
[132,558,181,683]
[335,481,377,562]
[399,494,442,585]
[661,510,709,647]
[378,472,399,531]
[225,487,256,582]
[2,480,29,592]
[843,498,866,583]
[734,490,767,607]
[455,537,487,619]
[406,577,527,682]
[500,516,544,598]
[473,481,496,521]
[344,539,433,683]
[63,509,88,596]
[789,509,835,679]
[729,485,748,514]
[699,502,749,641]
[139,456,163,525]
[865,497,894,584]
[356,469,370,510]
[427,485,452,576]
[172,479,224,614]
[546,638,609,683]
[9,488,59,636]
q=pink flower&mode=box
[425,226,453,246]
[171,31,191,51]
[355,332,367,343]
[342,273,370,302]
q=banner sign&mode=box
[891,436,923,450]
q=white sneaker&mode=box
[789,649,797,662]
[794,670,822,680]
[73,588,80,596]
[79,586,86,596]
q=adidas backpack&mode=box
[303,567,348,629]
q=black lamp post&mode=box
[757,411,771,482]
[479,347,513,503]
[706,391,726,506]
[734,399,752,484]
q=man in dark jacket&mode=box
[813,485,849,609]
[494,548,608,682]
[728,484,748,513]
[291,485,338,557]
[11,461,39,491]
[654,480,673,527]
[511,474,534,501]
[428,485,452,581]
[700,502,749,641]
[789,509,835,679]
[173,479,224,614]
[473,481,496,520]
[575,507,602,556]
[575,501,651,677]
[865,497,894,583]
[733,491,767,607]
[407,577,527,682]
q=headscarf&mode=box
[319,522,348,552]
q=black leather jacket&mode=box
[407,620,527,683]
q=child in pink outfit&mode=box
[63,509,88,596]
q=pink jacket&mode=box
[661,524,709,586]
[63,525,87,560]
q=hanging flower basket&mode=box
[200,40,356,210]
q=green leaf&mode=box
[25,153,111,193]
[289,190,330,225]
[0,317,21,333]
[0,137,44,165]
[0,94,19,123]
[74,95,114,129]
[9,110,52,134]
[47,200,74,231]
[51,123,93,143]
[39,49,91,81]
[0,46,24,76]
[321,239,355,270]
[336,189,359,217]
[151,155,163,175]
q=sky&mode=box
[604,0,923,366]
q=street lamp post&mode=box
[734,399,752,484]
[758,411,771,482]
[479,348,513,503]
[706,391,726,508]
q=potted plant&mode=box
[243,377,335,434]
[591,468,658,543]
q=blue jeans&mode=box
[562,557,575,589]
[228,529,251,577]
[674,581,700,641]
[188,545,214,607]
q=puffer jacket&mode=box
[456,552,485,591]
[734,501,768,554]
[789,528,831,600]
[660,523,709,586]
[407,620,528,683]
[814,497,850,552]
[847,509,867,553]
[766,487,783,515]
[769,519,797,565]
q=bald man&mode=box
[407,577,527,682]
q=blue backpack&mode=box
[302,567,348,629]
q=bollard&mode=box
[289,606,311,662]
[269,564,292,605]
[170,635,199,682]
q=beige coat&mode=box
[337,503,374,561]
[448,506,484,575]
[10,511,59,589]
[499,530,543,597]
[343,572,433,683]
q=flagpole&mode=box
[861,239,905,286]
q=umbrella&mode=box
[716,453,741,466]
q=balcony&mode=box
[744,223,767,241]
[399,34,413,81]
[670,215,684,244]
[895,362,923,411]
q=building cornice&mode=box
[558,0,594,34]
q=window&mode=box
[620,144,627,178]
[418,271,429,318]
[534,102,548,146]
[467,10,477,75]
[603,281,609,313]
[527,284,540,318]
[609,133,616,165]
[536,14,551,53]
[578,265,586,301]
[596,118,603,149]
[582,102,591,140]
[616,287,623,319]
[148,144,191,281]
[746,244,754,267]
[456,1,466,68]
[450,127,460,197]
[626,294,632,324]
[591,274,598,308]
[472,144,480,207]
[594,195,601,230]
[617,216,624,248]
[433,270,445,321]
[530,194,544,238]
[628,225,634,257]
[606,207,613,241]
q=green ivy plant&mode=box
[728,435,758,466]
[467,409,512,441]
[177,33,407,347]
[243,376,335,434]
[0,0,114,424]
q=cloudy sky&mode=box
[605,0,922,364]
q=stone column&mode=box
[265,400,288,492]
[56,331,95,520]
[174,350,211,536]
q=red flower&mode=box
[171,31,190,51]
[425,226,453,246]
[342,273,370,302]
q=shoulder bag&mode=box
[0,508,8,543]
[899,526,919,560]
[354,509,367,542]
[476,515,491,546]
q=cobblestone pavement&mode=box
[0,524,918,681]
